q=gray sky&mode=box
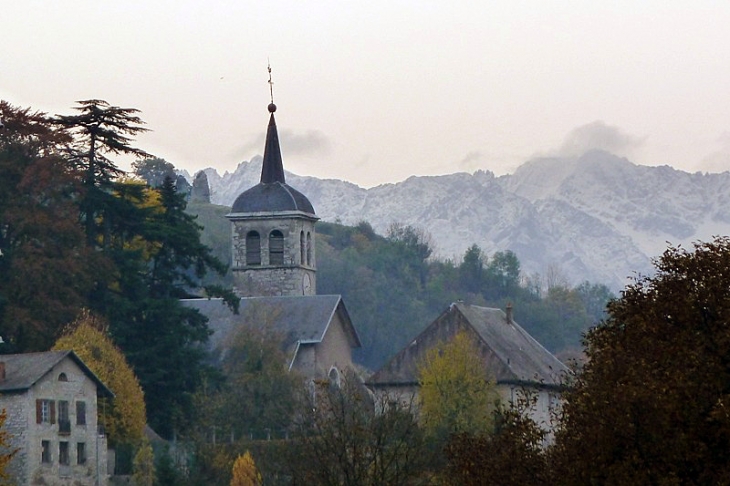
[3,1,730,187]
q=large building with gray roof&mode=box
[368,301,568,432]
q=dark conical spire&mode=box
[260,103,285,184]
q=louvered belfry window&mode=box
[246,231,261,266]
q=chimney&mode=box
[0,362,5,381]
[506,302,513,324]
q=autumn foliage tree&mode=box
[0,101,103,350]
[53,310,146,446]
[551,237,730,484]
[131,439,156,486]
[230,451,261,486]
[444,393,548,486]
[418,331,498,442]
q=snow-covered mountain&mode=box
[197,150,730,291]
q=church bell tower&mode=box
[227,99,318,297]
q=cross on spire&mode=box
[268,61,274,104]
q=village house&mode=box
[0,350,113,486]
[367,302,569,433]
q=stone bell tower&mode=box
[226,101,318,297]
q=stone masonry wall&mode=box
[231,213,317,297]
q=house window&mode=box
[246,231,261,266]
[58,401,70,435]
[77,442,86,465]
[36,399,55,424]
[76,401,86,425]
[58,372,68,382]
[41,440,51,464]
[269,230,284,265]
[59,441,69,466]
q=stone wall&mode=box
[230,212,317,297]
[1,392,29,484]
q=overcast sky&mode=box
[3,1,730,187]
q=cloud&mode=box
[279,129,331,157]
[458,150,484,170]
[232,129,331,160]
[551,121,645,158]
[697,132,730,173]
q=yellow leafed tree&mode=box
[230,451,261,486]
[418,330,497,440]
[131,439,156,486]
[53,310,146,445]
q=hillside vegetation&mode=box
[189,202,614,370]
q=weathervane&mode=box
[268,61,275,105]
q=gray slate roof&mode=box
[230,181,315,215]
[368,302,568,388]
[229,110,315,216]
[182,295,360,368]
[0,350,114,397]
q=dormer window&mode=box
[246,231,261,266]
[269,230,284,265]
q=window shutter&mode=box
[36,399,42,424]
[50,401,56,424]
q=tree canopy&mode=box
[552,236,730,484]
[1,100,235,439]
[0,101,103,351]
[418,331,498,441]
[53,310,146,446]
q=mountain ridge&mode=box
[194,150,730,291]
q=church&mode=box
[183,100,361,383]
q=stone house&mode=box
[0,350,113,486]
[367,302,569,433]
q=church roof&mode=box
[182,295,360,369]
[368,302,568,389]
[0,350,114,397]
[230,104,315,216]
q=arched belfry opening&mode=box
[246,231,261,266]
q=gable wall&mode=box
[314,310,354,378]
[372,308,511,385]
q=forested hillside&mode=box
[188,201,615,370]
[316,221,613,369]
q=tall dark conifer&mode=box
[105,176,236,436]
[55,99,149,247]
